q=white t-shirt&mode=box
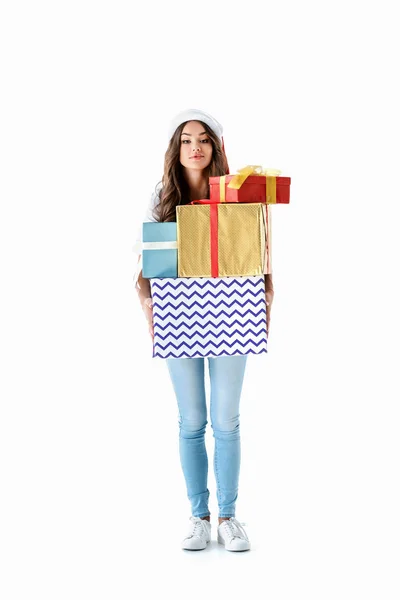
[135,182,162,243]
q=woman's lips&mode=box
[191,155,204,160]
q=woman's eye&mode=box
[182,138,209,144]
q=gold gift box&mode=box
[177,202,266,278]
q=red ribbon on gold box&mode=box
[176,201,267,278]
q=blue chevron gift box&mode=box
[150,276,268,359]
[142,222,178,278]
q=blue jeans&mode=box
[166,355,248,519]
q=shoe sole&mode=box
[182,540,210,551]
[217,535,250,551]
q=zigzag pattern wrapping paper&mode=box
[150,276,268,359]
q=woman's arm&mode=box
[135,256,154,339]
[135,258,151,305]
[265,273,274,293]
[133,186,163,340]
[264,273,274,336]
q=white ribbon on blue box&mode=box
[142,222,178,278]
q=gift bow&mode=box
[227,165,282,189]
[216,165,280,205]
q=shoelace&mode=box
[187,516,209,539]
[220,518,249,542]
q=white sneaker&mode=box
[182,516,211,550]
[217,517,251,551]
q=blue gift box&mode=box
[142,222,178,278]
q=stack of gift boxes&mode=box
[141,168,291,359]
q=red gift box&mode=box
[209,174,291,204]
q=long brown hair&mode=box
[154,120,229,223]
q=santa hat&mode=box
[168,108,229,173]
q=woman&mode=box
[135,109,274,551]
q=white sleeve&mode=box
[133,183,162,249]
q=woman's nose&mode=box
[192,143,200,151]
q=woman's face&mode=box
[179,120,213,171]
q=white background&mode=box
[1,1,399,598]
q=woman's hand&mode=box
[142,297,154,341]
[265,289,274,336]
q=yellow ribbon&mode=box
[220,175,226,202]
[222,165,282,204]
